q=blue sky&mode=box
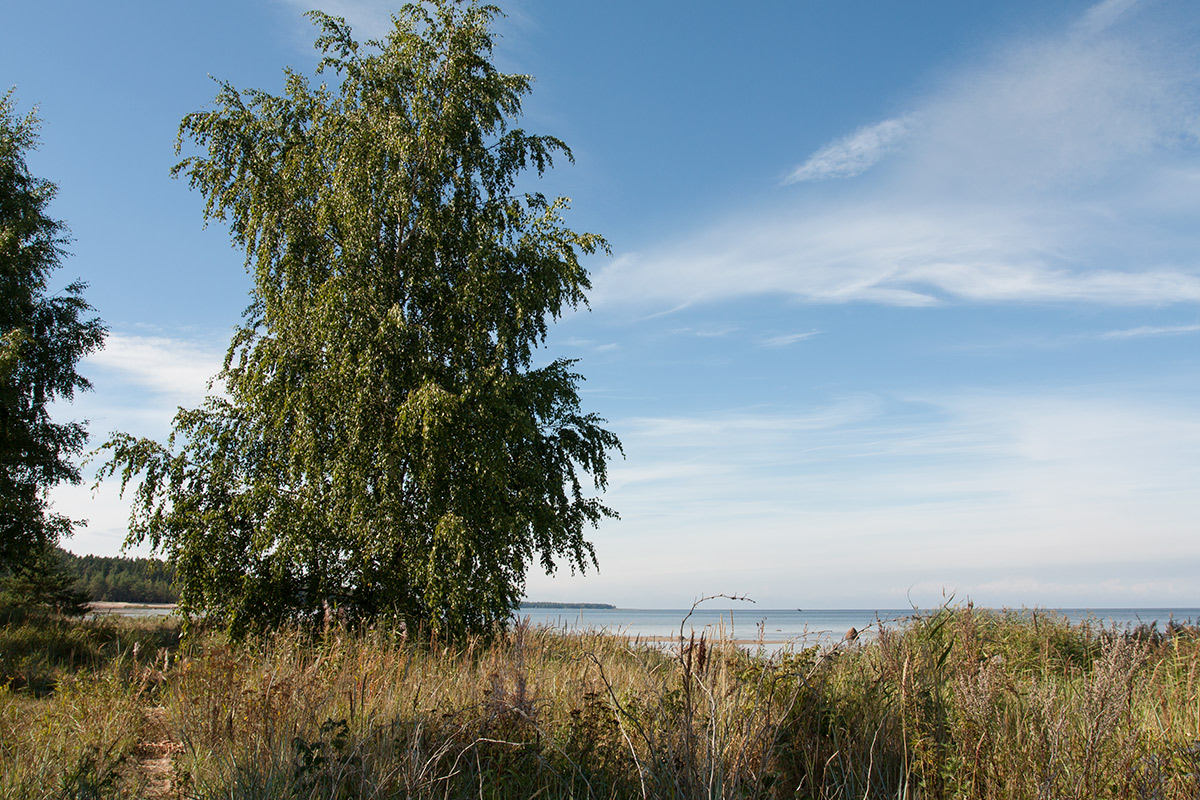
[7,0,1200,608]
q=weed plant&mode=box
[1,606,1198,798]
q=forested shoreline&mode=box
[58,551,620,608]
[59,550,177,604]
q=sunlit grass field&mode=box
[2,605,1198,799]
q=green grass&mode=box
[0,610,180,696]
[2,607,1198,798]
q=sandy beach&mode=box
[88,602,177,615]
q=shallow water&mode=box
[89,602,1199,648]
[516,605,1200,649]
[87,604,176,619]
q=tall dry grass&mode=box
[0,613,179,799]
[767,607,1200,799]
[2,605,1198,798]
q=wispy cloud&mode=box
[593,210,1200,309]
[760,331,821,347]
[671,325,740,338]
[89,334,224,398]
[617,394,883,443]
[1100,323,1200,339]
[564,337,620,353]
[1076,0,1141,37]
[52,332,228,445]
[592,1,1200,311]
[49,331,228,557]
[785,115,917,183]
[530,386,1200,606]
[272,0,397,42]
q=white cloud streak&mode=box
[593,208,1200,308]
[1076,0,1141,37]
[529,387,1200,607]
[760,331,821,347]
[273,0,397,40]
[49,332,225,441]
[48,332,228,557]
[786,115,917,183]
[1100,323,1200,339]
[89,334,224,398]
[592,1,1200,311]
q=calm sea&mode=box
[516,605,1200,648]
[91,604,1200,649]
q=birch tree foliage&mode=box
[100,1,620,636]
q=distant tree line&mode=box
[60,549,177,604]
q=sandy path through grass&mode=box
[135,706,180,798]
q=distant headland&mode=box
[520,601,616,609]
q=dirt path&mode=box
[135,706,181,798]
